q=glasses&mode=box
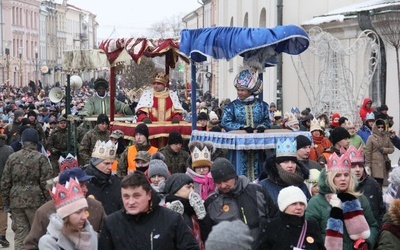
[377,126,385,129]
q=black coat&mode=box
[255,212,325,250]
[99,192,199,250]
[85,163,123,215]
[357,174,386,228]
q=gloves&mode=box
[256,126,265,133]
[329,194,342,209]
[189,191,206,220]
[379,148,384,154]
[171,118,180,124]
[166,200,184,215]
[365,166,371,176]
[142,117,152,124]
[240,126,254,133]
[337,192,357,202]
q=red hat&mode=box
[331,113,341,128]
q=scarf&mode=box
[276,164,305,186]
[66,230,93,250]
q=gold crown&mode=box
[191,146,212,168]
[91,140,116,160]
[153,72,169,85]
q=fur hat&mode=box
[295,135,311,150]
[198,112,209,121]
[96,114,110,125]
[329,127,350,145]
[211,157,237,182]
[162,173,193,195]
[94,77,108,90]
[168,131,183,145]
[21,128,39,143]
[135,123,149,140]
[205,220,253,250]
[278,186,308,212]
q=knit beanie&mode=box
[96,114,110,125]
[162,173,193,195]
[338,117,348,127]
[211,157,237,182]
[198,112,209,121]
[329,127,350,145]
[21,128,39,143]
[148,158,169,179]
[331,113,341,128]
[295,135,312,150]
[205,220,253,250]
[135,123,149,139]
[14,110,24,120]
[277,186,308,212]
[168,131,183,145]
[209,111,219,121]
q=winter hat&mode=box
[162,173,193,195]
[329,127,350,145]
[379,104,389,111]
[50,178,88,219]
[94,77,108,90]
[234,68,263,95]
[135,151,151,163]
[205,220,253,250]
[148,157,169,179]
[21,118,31,126]
[0,134,7,142]
[275,138,297,164]
[168,131,183,145]
[211,157,237,182]
[135,123,149,140]
[278,186,308,212]
[310,118,323,133]
[269,102,276,108]
[14,110,24,119]
[96,114,110,125]
[58,116,67,122]
[21,128,39,143]
[331,113,341,128]
[198,112,209,121]
[110,129,124,139]
[338,117,348,127]
[295,135,312,150]
[209,111,219,121]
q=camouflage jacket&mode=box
[158,145,190,174]
[79,126,110,164]
[0,142,13,179]
[31,121,46,143]
[1,142,53,209]
[46,127,68,155]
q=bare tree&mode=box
[148,21,169,38]
[148,13,185,38]
[121,57,161,89]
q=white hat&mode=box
[209,111,219,121]
[278,186,307,212]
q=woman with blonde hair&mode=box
[306,152,379,249]
[39,178,97,249]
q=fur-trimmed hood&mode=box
[389,199,400,226]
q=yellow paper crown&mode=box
[191,146,212,168]
[310,118,323,132]
[91,140,116,160]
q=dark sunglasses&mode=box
[377,125,385,129]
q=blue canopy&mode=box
[180,25,309,63]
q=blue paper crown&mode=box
[276,138,297,157]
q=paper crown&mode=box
[276,138,297,158]
[91,140,116,160]
[153,72,169,85]
[274,110,282,117]
[346,145,364,165]
[191,146,212,168]
[287,113,299,126]
[319,119,326,128]
[310,118,323,132]
[291,107,300,114]
[58,153,79,173]
[365,112,375,121]
[327,152,351,172]
[50,177,88,219]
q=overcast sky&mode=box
[64,0,202,39]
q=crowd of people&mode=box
[0,69,400,249]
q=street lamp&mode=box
[18,47,23,88]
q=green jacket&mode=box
[158,145,189,174]
[377,200,400,250]
[1,142,53,209]
[349,133,365,149]
[79,95,133,116]
[305,168,379,249]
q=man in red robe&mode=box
[135,73,184,123]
